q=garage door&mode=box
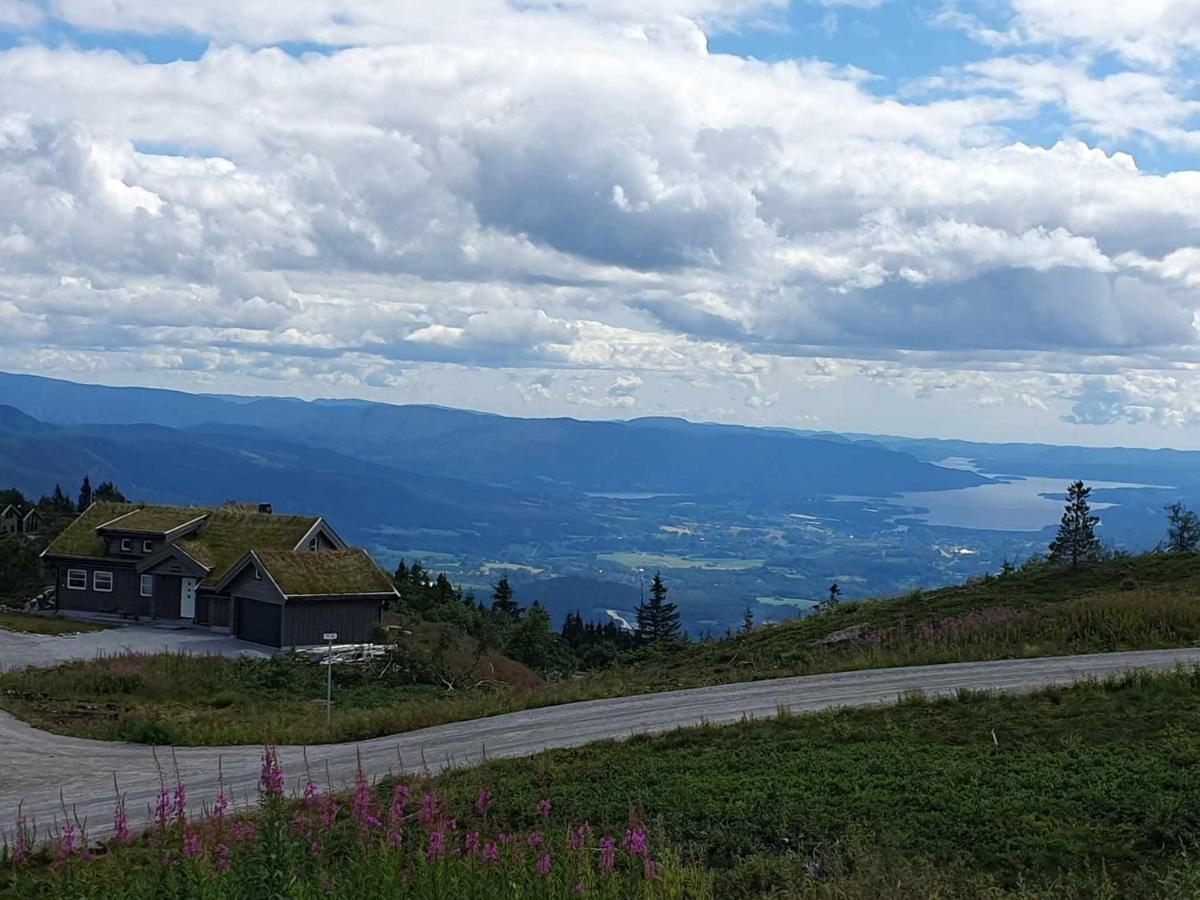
[236,597,282,647]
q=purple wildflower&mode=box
[536,852,552,878]
[182,831,201,858]
[259,747,284,798]
[419,792,439,827]
[57,822,78,867]
[527,832,543,846]
[537,798,552,817]
[215,843,231,873]
[213,792,229,823]
[172,783,188,823]
[569,824,590,852]
[622,825,649,858]
[426,828,446,861]
[599,836,616,871]
[352,766,380,830]
[303,781,321,807]
[574,882,586,895]
[153,788,172,831]
[473,788,492,815]
[465,831,481,855]
[482,841,499,865]
[12,817,30,867]
[112,801,130,845]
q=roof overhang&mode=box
[137,543,213,578]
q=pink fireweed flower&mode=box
[419,792,439,827]
[574,882,585,895]
[321,799,339,829]
[497,832,511,845]
[215,843,231,873]
[537,798,552,817]
[527,832,543,846]
[57,822,78,867]
[482,841,500,865]
[465,831,481,855]
[12,817,30,867]
[213,791,229,823]
[303,781,321,807]
[182,831,201,858]
[644,858,659,881]
[569,824,591,852]
[259,747,284,798]
[154,788,172,830]
[172,784,187,822]
[622,826,649,858]
[426,828,446,861]
[230,820,255,844]
[599,836,616,871]
[473,788,492,815]
[112,803,130,845]
[536,852,552,878]
[352,767,380,830]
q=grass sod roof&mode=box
[254,549,397,597]
[45,502,323,586]
[97,506,209,534]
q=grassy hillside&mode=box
[2,552,1199,745]
[6,670,1200,898]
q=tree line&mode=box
[388,561,684,676]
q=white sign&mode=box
[323,632,338,641]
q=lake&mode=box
[892,474,1162,532]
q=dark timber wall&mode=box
[281,597,381,647]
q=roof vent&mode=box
[258,503,273,515]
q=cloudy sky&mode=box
[2,1,1200,446]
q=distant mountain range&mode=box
[4,371,1199,630]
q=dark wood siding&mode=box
[52,561,141,615]
[236,598,282,647]
[151,575,181,619]
[281,597,381,647]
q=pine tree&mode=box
[741,607,754,634]
[1164,502,1200,554]
[828,583,841,606]
[635,571,681,643]
[77,476,93,511]
[1048,480,1102,568]
[491,575,521,618]
[93,481,126,503]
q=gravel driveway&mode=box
[0,620,272,671]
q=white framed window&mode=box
[93,571,114,592]
[120,538,131,552]
[143,540,153,553]
[66,569,87,590]
[308,537,318,551]
[253,566,262,581]
[140,574,154,598]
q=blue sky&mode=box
[0,0,1199,447]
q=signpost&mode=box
[323,632,337,728]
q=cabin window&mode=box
[143,540,154,553]
[140,574,154,598]
[120,538,131,552]
[308,537,318,551]
[253,566,262,581]
[93,571,114,592]
[66,569,87,590]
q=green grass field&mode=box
[6,670,1200,898]
[2,554,1199,746]
[0,612,108,636]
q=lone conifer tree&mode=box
[741,607,754,634]
[491,575,521,619]
[1048,480,1101,568]
[78,476,93,511]
[636,571,681,643]
[1164,502,1200,554]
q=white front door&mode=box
[180,577,197,619]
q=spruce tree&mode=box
[77,476,93,511]
[741,607,754,634]
[636,571,681,643]
[1164,502,1200,554]
[491,575,521,618]
[1048,480,1102,568]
